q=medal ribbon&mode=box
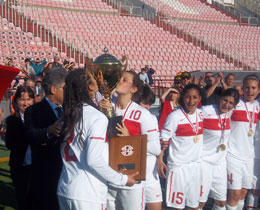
[180,107,199,135]
[244,101,255,130]
[218,113,227,145]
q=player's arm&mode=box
[141,112,161,156]
[86,115,138,187]
[157,151,168,179]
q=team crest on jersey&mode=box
[121,145,134,156]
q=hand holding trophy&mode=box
[92,48,147,181]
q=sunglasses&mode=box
[205,75,214,79]
[182,77,191,80]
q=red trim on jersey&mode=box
[64,133,78,162]
[124,119,141,136]
[175,122,203,137]
[247,206,257,209]
[168,172,173,202]
[231,110,258,123]
[162,128,171,133]
[147,128,157,132]
[204,118,230,130]
[89,137,105,140]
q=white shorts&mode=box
[227,156,254,190]
[200,161,227,202]
[58,195,106,210]
[107,186,145,210]
[166,162,201,209]
[252,158,260,190]
[145,181,162,203]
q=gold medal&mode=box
[193,135,200,143]
[219,144,226,151]
[248,129,254,137]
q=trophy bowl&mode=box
[93,51,122,93]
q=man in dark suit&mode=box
[24,68,68,210]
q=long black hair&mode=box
[62,68,98,141]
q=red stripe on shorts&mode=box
[168,171,173,202]
[141,187,144,210]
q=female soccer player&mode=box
[159,84,204,210]
[199,88,240,210]
[227,74,260,210]
[57,69,138,210]
[139,85,162,210]
[106,71,161,210]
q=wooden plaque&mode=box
[109,135,147,181]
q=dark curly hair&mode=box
[178,83,204,110]
[62,68,98,141]
[219,88,240,107]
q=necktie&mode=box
[55,106,63,118]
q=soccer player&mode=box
[57,69,138,210]
[246,97,260,210]
[159,84,204,210]
[106,71,161,210]
[199,88,240,210]
[227,74,260,210]
[139,85,163,210]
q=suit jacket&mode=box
[24,98,62,210]
[5,114,29,168]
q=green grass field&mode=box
[0,144,16,210]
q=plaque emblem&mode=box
[121,145,134,156]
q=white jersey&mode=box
[202,104,232,164]
[228,99,260,161]
[57,105,128,203]
[254,99,260,159]
[146,115,161,186]
[110,101,161,189]
[160,108,203,168]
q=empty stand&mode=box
[14,5,241,80]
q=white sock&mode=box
[246,193,259,210]
[212,203,226,210]
[237,200,245,210]
[226,204,237,210]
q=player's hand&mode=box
[116,121,129,137]
[215,76,221,85]
[160,140,169,151]
[158,159,168,179]
[199,74,205,86]
[0,108,4,122]
[47,118,63,137]
[99,98,112,110]
[126,172,139,186]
